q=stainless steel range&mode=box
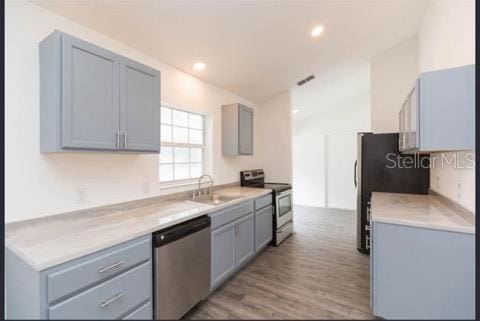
[240,169,293,246]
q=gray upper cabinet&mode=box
[120,58,160,152]
[222,103,254,156]
[61,35,120,150]
[40,30,160,153]
[399,64,475,153]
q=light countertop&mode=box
[5,186,271,271]
[371,192,475,234]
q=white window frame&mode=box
[159,104,206,186]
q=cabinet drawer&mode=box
[254,194,272,210]
[209,201,254,230]
[47,235,151,303]
[123,300,152,320]
[49,261,152,320]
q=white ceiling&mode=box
[291,62,371,122]
[33,0,428,104]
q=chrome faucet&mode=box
[193,174,214,199]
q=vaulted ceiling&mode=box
[33,0,428,104]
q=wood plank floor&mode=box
[185,205,373,320]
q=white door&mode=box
[325,133,357,210]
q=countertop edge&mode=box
[371,217,475,234]
[370,192,475,235]
[6,188,272,271]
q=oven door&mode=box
[275,189,293,228]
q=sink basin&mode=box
[191,194,242,205]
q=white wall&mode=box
[370,38,418,133]
[418,0,475,212]
[256,91,293,183]
[5,1,266,222]
[291,63,371,208]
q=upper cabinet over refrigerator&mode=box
[399,64,475,153]
[40,31,161,153]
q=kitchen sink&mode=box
[191,194,242,205]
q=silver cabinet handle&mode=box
[99,260,125,273]
[365,235,370,250]
[100,291,126,308]
[123,132,127,149]
[116,130,120,148]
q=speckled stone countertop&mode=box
[5,186,271,271]
[371,192,475,234]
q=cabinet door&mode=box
[211,223,236,289]
[408,81,419,149]
[120,59,160,152]
[238,105,253,155]
[398,108,404,151]
[255,206,273,251]
[61,34,120,150]
[235,214,255,266]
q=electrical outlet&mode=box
[77,188,87,204]
[142,182,150,195]
[435,177,440,189]
[457,182,462,200]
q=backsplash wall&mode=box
[417,0,475,213]
[5,1,265,222]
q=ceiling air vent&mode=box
[297,74,315,86]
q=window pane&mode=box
[174,164,190,180]
[172,109,188,127]
[161,125,172,143]
[159,146,173,164]
[161,107,172,125]
[173,126,188,143]
[174,147,189,163]
[190,148,202,162]
[189,129,203,145]
[190,163,202,178]
[189,113,203,130]
[159,164,174,182]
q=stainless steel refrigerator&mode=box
[355,132,430,254]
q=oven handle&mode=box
[276,189,292,197]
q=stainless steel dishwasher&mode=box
[153,215,211,320]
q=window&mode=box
[159,106,205,182]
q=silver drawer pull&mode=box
[99,260,125,273]
[100,291,126,308]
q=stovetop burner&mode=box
[240,170,291,193]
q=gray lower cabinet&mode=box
[210,213,255,290]
[255,205,273,251]
[40,30,160,153]
[210,220,237,289]
[235,214,255,267]
[210,195,273,291]
[6,235,153,320]
[222,103,254,156]
[371,221,474,319]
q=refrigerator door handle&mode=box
[354,160,357,187]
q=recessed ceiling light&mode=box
[292,109,299,114]
[193,62,206,71]
[311,25,324,37]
